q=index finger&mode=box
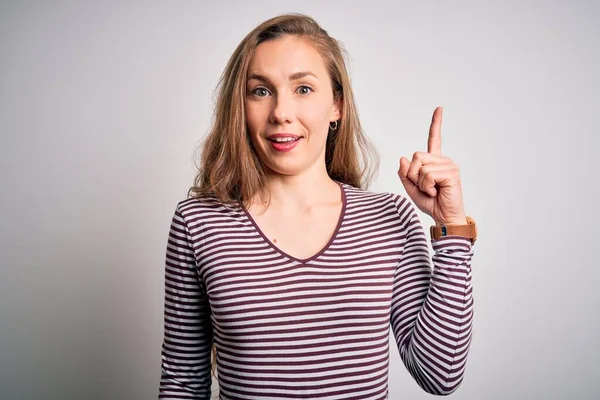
[428,106,443,156]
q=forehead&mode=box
[248,36,328,78]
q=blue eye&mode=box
[297,85,313,95]
[252,87,270,97]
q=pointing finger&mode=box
[428,106,443,156]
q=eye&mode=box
[251,87,270,97]
[296,85,313,95]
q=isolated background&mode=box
[1,1,598,399]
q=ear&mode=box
[331,97,342,121]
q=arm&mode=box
[159,206,213,399]
[389,194,474,395]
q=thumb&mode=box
[398,157,416,193]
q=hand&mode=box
[397,106,467,226]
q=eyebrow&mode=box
[247,71,319,84]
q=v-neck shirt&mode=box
[159,181,475,399]
[239,180,346,264]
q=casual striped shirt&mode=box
[159,181,474,399]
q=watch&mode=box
[430,216,477,244]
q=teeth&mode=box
[272,137,298,142]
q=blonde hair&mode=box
[191,12,380,379]
[188,13,379,208]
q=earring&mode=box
[329,120,338,131]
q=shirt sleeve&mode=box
[389,193,474,395]
[159,205,213,399]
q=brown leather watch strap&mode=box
[430,216,477,244]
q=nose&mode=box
[269,92,294,125]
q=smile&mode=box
[268,137,302,152]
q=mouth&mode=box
[266,136,303,152]
[267,137,302,143]
[266,133,302,142]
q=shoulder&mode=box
[172,194,243,228]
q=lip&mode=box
[267,134,302,152]
[266,133,302,140]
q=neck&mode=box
[251,171,341,212]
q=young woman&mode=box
[159,13,476,400]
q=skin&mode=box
[243,35,343,258]
[244,35,468,254]
[244,35,342,211]
[398,106,468,226]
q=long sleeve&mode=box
[159,206,213,399]
[389,194,474,395]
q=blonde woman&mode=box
[159,13,476,400]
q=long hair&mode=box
[191,13,380,380]
[188,13,379,208]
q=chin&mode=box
[264,163,305,177]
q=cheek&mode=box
[305,95,333,120]
[300,103,331,133]
[245,102,270,136]
[244,105,266,151]
[244,102,258,130]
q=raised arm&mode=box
[159,206,213,399]
[389,194,474,395]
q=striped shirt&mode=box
[159,181,474,399]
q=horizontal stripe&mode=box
[159,181,474,399]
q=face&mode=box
[244,35,341,178]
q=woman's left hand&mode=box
[397,106,467,226]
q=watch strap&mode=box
[430,216,477,243]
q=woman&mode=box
[159,13,476,400]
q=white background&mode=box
[1,1,598,399]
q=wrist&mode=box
[435,216,468,226]
[430,216,477,244]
